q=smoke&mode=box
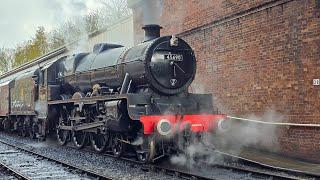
[0,0,103,48]
[190,82,206,94]
[45,0,90,22]
[138,0,163,25]
[170,154,187,166]
[215,108,284,155]
[170,138,225,168]
[45,0,98,53]
[170,108,284,167]
[131,136,144,145]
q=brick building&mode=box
[128,0,320,162]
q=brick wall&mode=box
[130,0,320,162]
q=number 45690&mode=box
[313,79,320,86]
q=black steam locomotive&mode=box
[0,25,227,162]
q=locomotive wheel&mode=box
[70,108,88,149]
[3,118,11,132]
[21,127,28,137]
[72,131,88,149]
[112,134,123,157]
[0,120,3,131]
[29,123,37,139]
[91,132,109,153]
[57,109,70,146]
[21,123,28,137]
[17,120,24,136]
[21,117,31,138]
[29,130,36,139]
[57,128,69,146]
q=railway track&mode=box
[216,149,320,177]
[0,134,213,180]
[213,164,301,180]
[67,145,215,180]
[71,144,308,180]
[0,139,113,180]
[210,149,319,180]
[0,133,316,180]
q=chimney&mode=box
[142,24,162,41]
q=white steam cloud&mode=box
[190,82,206,94]
[0,0,104,48]
[170,137,225,168]
[139,0,163,25]
[46,0,106,53]
[170,108,284,168]
[217,108,284,154]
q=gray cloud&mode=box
[0,0,103,48]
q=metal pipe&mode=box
[120,73,131,95]
[227,116,320,127]
[127,80,132,93]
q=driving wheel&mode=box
[91,132,109,153]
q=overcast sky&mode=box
[0,0,104,48]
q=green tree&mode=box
[13,43,27,67]
[13,27,49,67]
[33,26,48,55]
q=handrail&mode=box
[227,116,320,127]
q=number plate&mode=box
[164,53,183,61]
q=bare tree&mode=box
[97,0,132,28]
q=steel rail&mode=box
[148,164,214,180]
[214,149,320,178]
[0,139,113,180]
[214,164,299,180]
[70,143,307,180]
[2,133,315,180]
[10,135,310,180]
[0,162,31,180]
[67,144,215,180]
[0,134,213,180]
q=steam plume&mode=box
[170,108,284,167]
[139,0,163,25]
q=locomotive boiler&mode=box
[60,25,195,95]
[0,24,228,162]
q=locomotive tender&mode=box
[0,24,227,162]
